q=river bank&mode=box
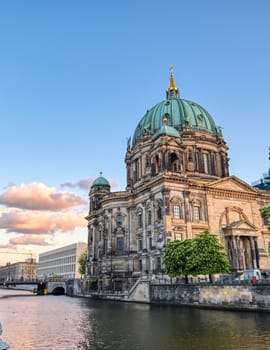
[68,278,270,312]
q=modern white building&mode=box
[38,242,87,280]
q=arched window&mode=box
[175,232,182,241]
[154,155,159,174]
[170,153,178,172]
[138,213,143,228]
[192,200,202,221]
[116,214,123,224]
[116,237,124,255]
[145,155,150,168]
[157,206,162,220]
[203,153,209,174]
[171,197,183,219]
[135,158,140,180]
[148,210,152,225]
[173,205,181,219]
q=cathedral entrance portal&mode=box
[226,235,259,271]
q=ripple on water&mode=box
[1,295,270,350]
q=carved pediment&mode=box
[208,176,258,193]
[222,219,257,236]
[219,206,257,233]
[225,220,256,230]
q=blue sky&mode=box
[0,0,269,264]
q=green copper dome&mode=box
[132,70,222,147]
[91,172,110,188]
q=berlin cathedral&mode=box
[85,69,270,290]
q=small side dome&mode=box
[153,124,180,141]
[91,172,110,188]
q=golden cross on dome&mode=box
[166,65,180,99]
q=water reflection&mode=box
[1,291,270,349]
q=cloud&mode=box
[9,235,50,246]
[0,182,86,211]
[2,182,16,190]
[0,208,86,235]
[61,177,118,191]
[61,178,93,191]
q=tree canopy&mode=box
[163,230,230,282]
[189,230,230,278]
[163,239,194,282]
[261,205,270,231]
[78,250,88,276]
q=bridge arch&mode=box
[51,286,65,295]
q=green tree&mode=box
[163,230,230,283]
[189,230,230,282]
[78,250,88,276]
[261,205,270,231]
[163,239,194,283]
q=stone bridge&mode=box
[0,280,66,295]
[47,281,66,295]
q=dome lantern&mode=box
[166,65,180,100]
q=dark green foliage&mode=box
[261,205,270,231]
[163,230,230,282]
[78,250,88,276]
[163,239,194,281]
[189,230,230,278]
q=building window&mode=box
[188,150,193,162]
[195,152,200,171]
[148,210,152,225]
[116,214,123,224]
[170,153,178,172]
[145,155,150,168]
[157,206,162,220]
[149,237,153,249]
[263,216,269,226]
[175,233,182,241]
[203,153,209,173]
[116,237,124,255]
[156,257,161,270]
[138,213,143,228]
[154,155,159,175]
[193,206,201,221]
[138,239,143,251]
[173,205,181,219]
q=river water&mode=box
[1,289,270,350]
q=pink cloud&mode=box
[9,235,50,246]
[0,182,86,211]
[0,208,86,235]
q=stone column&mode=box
[254,237,260,269]
[236,236,243,270]
[107,209,112,253]
[142,203,147,250]
[248,236,256,268]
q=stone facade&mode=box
[85,72,270,291]
[150,283,270,311]
[0,260,37,282]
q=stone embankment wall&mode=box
[150,283,270,311]
[67,278,270,311]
